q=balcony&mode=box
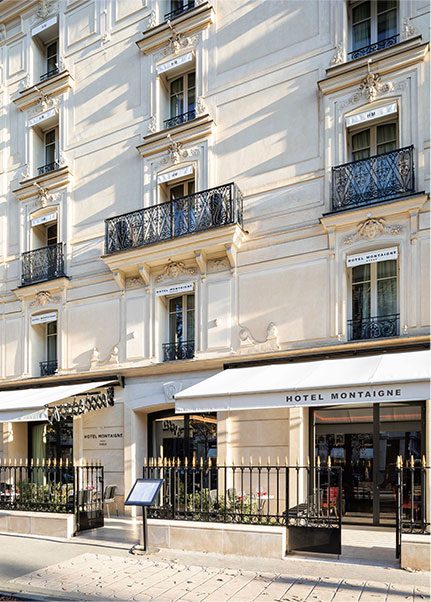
[163,340,194,362]
[105,183,243,255]
[348,314,400,341]
[164,1,195,21]
[164,109,196,130]
[348,34,399,60]
[331,146,415,212]
[38,161,61,177]
[40,360,58,377]
[21,243,65,287]
[40,67,60,82]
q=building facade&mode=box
[0,0,429,537]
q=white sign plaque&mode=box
[157,165,193,184]
[31,211,57,227]
[156,52,193,75]
[32,16,57,37]
[31,312,57,325]
[156,282,194,297]
[346,247,398,268]
[346,102,397,127]
[27,108,56,128]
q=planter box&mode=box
[0,510,75,538]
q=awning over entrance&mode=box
[174,350,430,413]
[0,380,115,422]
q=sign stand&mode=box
[124,478,163,555]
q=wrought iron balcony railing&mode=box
[348,314,400,341]
[164,109,196,130]
[348,34,399,60]
[163,340,194,362]
[331,146,414,212]
[40,360,58,377]
[21,243,65,286]
[105,183,243,255]
[164,1,195,21]
[38,161,61,177]
[40,67,60,82]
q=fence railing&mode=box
[395,459,429,558]
[164,109,196,130]
[164,1,195,21]
[143,460,342,528]
[38,161,61,176]
[105,183,244,255]
[163,340,194,362]
[21,243,65,286]
[40,359,58,376]
[40,67,60,82]
[0,462,103,518]
[331,146,415,211]
[348,314,399,341]
[348,34,399,60]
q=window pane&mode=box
[352,282,371,319]
[170,184,184,200]
[187,294,194,310]
[352,21,371,50]
[187,72,196,111]
[45,129,55,144]
[170,77,184,117]
[187,181,195,195]
[377,259,396,279]
[352,1,371,23]
[378,8,397,40]
[352,129,370,160]
[377,277,397,315]
[352,263,370,283]
[377,123,396,145]
[377,0,396,12]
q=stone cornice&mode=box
[136,2,215,55]
[13,276,71,302]
[12,70,74,112]
[13,166,73,201]
[318,38,429,96]
[137,114,214,158]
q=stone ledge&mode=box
[401,533,430,572]
[0,510,75,539]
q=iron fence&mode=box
[40,67,60,82]
[348,34,399,60]
[162,340,194,362]
[164,1,195,21]
[331,146,415,211]
[164,109,196,130]
[40,359,58,376]
[21,243,65,286]
[348,314,399,341]
[38,161,61,176]
[105,183,244,255]
[396,459,429,558]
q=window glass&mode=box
[46,223,57,246]
[352,129,370,160]
[47,321,57,362]
[46,40,57,73]
[45,129,56,165]
[352,1,371,50]
[169,297,183,343]
[377,123,397,154]
[315,406,374,424]
[377,1,397,41]
[170,77,184,117]
[187,72,196,111]
[377,259,397,316]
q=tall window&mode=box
[351,0,398,53]
[350,259,398,339]
[164,294,195,360]
[350,121,397,161]
[46,223,57,247]
[46,40,58,75]
[168,179,196,237]
[46,321,57,364]
[44,129,57,166]
[169,72,196,119]
[165,0,195,20]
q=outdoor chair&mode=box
[104,484,118,517]
[321,487,340,517]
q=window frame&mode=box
[347,116,398,161]
[168,70,196,120]
[46,320,58,364]
[167,292,195,346]
[348,258,399,322]
[43,127,58,166]
[349,0,398,53]
[45,39,58,74]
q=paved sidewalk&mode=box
[3,551,430,602]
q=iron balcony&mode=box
[105,183,244,255]
[21,243,65,286]
[164,109,196,130]
[40,359,58,377]
[163,340,194,362]
[40,67,60,82]
[164,1,195,21]
[38,161,61,176]
[348,34,399,60]
[348,314,400,341]
[331,146,415,212]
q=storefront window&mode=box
[29,417,73,464]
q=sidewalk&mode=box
[0,530,429,602]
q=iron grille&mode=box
[39,360,58,376]
[164,109,196,130]
[164,1,195,21]
[348,34,399,60]
[163,340,194,362]
[396,462,429,558]
[38,161,61,176]
[21,243,65,286]
[331,146,414,211]
[105,183,244,254]
[348,314,400,341]
[40,67,60,82]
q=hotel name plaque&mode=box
[84,429,123,447]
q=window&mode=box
[166,72,196,126]
[350,1,398,57]
[44,128,57,167]
[164,294,195,360]
[349,259,399,340]
[165,0,196,21]
[350,121,397,161]
[46,321,57,365]
[45,40,58,77]
[29,417,73,464]
[46,223,57,247]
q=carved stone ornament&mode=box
[402,17,419,39]
[20,164,31,181]
[33,92,57,115]
[208,258,230,272]
[148,115,157,134]
[108,345,119,364]
[238,322,280,354]
[163,381,183,402]
[126,277,142,289]
[19,75,32,92]
[0,23,6,42]
[344,218,403,245]
[36,0,57,21]
[350,63,393,103]
[155,261,196,282]
[90,347,100,369]
[147,9,157,29]
[30,291,60,308]
[35,183,55,208]
[165,135,188,164]
[330,42,344,66]
[195,96,207,116]
[164,23,198,56]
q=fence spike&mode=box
[258,456,262,467]
[65,457,69,467]
[143,457,147,467]
[250,456,253,467]
[295,458,299,467]
[224,458,227,467]
[14,458,17,466]
[208,457,212,467]
[59,458,63,467]
[232,458,235,467]
[307,456,310,467]
[192,456,196,467]
[9,458,12,466]
[410,455,414,468]
[42,458,45,467]
[241,457,244,467]
[200,457,203,467]
[185,457,188,467]
[400,456,403,467]
[276,456,280,467]
[284,456,288,467]
[396,455,401,468]
[422,455,426,467]
[327,456,331,468]
[19,458,22,466]
[30,458,34,467]
[25,458,28,466]
[317,456,321,467]
[267,456,270,466]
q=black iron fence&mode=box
[396,459,430,558]
[331,146,415,211]
[38,161,61,176]
[164,1,195,21]
[163,340,194,362]
[348,34,399,60]
[40,359,58,376]
[40,67,60,82]
[0,462,103,525]
[348,314,400,341]
[21,243,65,286]
[105,183,244,255]
[164,109,196,130]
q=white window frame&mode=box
[43,127,58,166]
[348,258,399,321]
[168,70,196,120]
[347,116,398,161]
[349,0,399,53]
[167,292,195,346]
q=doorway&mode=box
[312,402,424,525]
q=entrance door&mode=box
[313,403,424,526]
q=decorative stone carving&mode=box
[344,218,403,245]
[166,135,188,164]
[30,291,60,308]
[195,96,207,116]
[163,381,183,402]
[148,115,157,134]
[330,42,344,66]
[58,152,66,167]
[155,261,196,282]
[208,258,230,272]
[108,345,119,364]
[90,348,100,369]
[35,183,55,208]
[36,0,57,21]
[0,23,6,42]
[147,9,157,29]
[33,91,58,115]
[402,17,419,39]
[238,322,280,353]
[126,277,142,289]
[164,23,198,56]
[19,75,32,92]
[350,63,393,103]
[56,56,66,72]
[20,164,31,181]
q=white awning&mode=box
[174,350,430,413]
[0,381,115,422]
